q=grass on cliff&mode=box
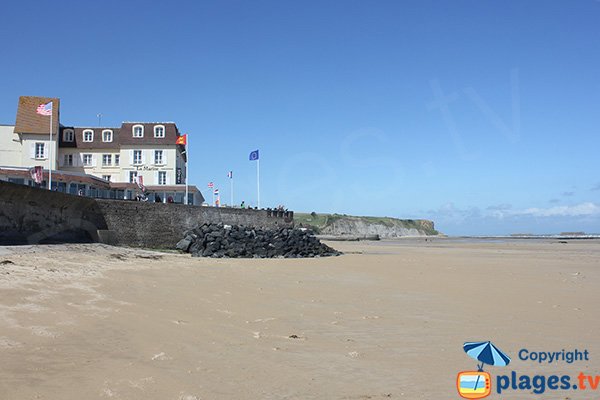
[294,212,439,235]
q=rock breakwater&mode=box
[176,223,341,258]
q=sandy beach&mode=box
[1,239,599,399]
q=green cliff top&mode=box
[294,212,438,235]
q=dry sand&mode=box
[0,239,599,399]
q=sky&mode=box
[1,0,599,235]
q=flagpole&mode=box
[231,176,234,207]
[185,136,189,205]
[48,103,53,191]
[257,158,260,209]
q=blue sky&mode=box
[1,0,599,235]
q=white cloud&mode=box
[426,201,600,235]
[502,202,600,218]
[431,202,600,221]
[487,203,512,211]
[425,203,483,226]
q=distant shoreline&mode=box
[456,235,600,240]
[368,235,600,242]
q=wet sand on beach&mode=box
[1,239,599,399]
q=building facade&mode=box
[0,96,203,204]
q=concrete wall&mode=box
[59,148,121,180]
[0,125,59,170]
[58,146,179,185]
[19,133,58,170]
[0,180,293,247]
[119,145,180,185]
[0,125,22,167]
[59,145,181,185]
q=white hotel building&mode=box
[0,96,204,204]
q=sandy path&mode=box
[0,240,599,399]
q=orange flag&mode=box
[176,134,187,145]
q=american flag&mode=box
[36,101,52,116]
[227,171,233,179]
[208,182,214,188]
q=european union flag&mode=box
[249,150,259,161]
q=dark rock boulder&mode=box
[176,223,341,258]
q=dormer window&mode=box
[132,125,144,138]
[154,125,165,138]
[83,129,94,142]
[102,129,113,142]
[63,129,74,142]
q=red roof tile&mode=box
[14,96,60,135]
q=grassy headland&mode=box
[294,212,439,236]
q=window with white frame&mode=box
[133,150,142,165]
[158,171,167,185]
[154,125,165,138]
[129,171,138,183]
[154,150,163,165]
[35,143,45,159]
[102,175,111,182]
[102,130,113,142]
[82,154,93,166]
[83,129,94,142]
[115,154,120,166]
[132,125,144,138]
[102,154,112,166]
[63,129,74,142]
[64,154,73,166]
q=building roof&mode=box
[119,122,180,145]
[109,182,201,192]
[0,168,203,201]
[58,123,185,155]
[14,96,60,135]
[109,182,205,202]
[59,127,121,149]
[0,167,111,188]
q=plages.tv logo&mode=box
[457,341,511,399]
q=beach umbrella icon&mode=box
[463,341,511,370]
[463,341,511,395]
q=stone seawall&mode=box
[0,181,108,244]
[95,200,293,248]
[0,181,293,247]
